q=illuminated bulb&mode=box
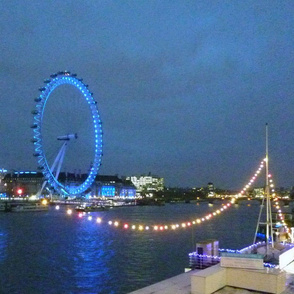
[145,226,150,230]
[131,225,136,230]
[55,205,60,210]
[108,221,113,225]
[123,224,129,229]
[67,209,72,215]
[160,226,164,231]
[171,225,176,230]
[78,212,83,218]
[96,217,102,223]
[88,216,92,221]
[196,219,201,223]
[139,225,143,231]
[182,223,186,228]
[114,221,119,227]
[154,226,158,231]
[164,225,168,229]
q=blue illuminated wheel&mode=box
[31,71,103,196]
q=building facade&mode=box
[2,172,136,199]
[127,174,164,196]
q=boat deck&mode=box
[128,261,294,294]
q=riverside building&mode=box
[2,171,136,199]
[127,174,164,196]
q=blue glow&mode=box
[101,186,115,197]
[32,73,103,196]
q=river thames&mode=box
[0,201,260,293]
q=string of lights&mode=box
[64,158,282,233]
[267,172,290,234]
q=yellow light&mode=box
[164,225,168,229]
[42,199,47,205]
[67,209,72,215]
[114,221,119,227]
[154,226,158,231]
[171,225,176,230]
[139,225,143,230]
[196,219,201,223]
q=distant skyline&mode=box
[1,1,294,189]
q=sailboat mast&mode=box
[265,123,274,249]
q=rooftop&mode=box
[128,261,294,294]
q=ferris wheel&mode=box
[31,71,103,196]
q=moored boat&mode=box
[10,202,49,212]
[75,204,109,212]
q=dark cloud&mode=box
[1,1,294,189]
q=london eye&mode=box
[31,71,103,196]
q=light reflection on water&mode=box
[0,202,260,293]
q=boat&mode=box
[75,204,109,212]
[10,202,49,212]
[0,202,12,212]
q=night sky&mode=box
[1,1,294,189]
